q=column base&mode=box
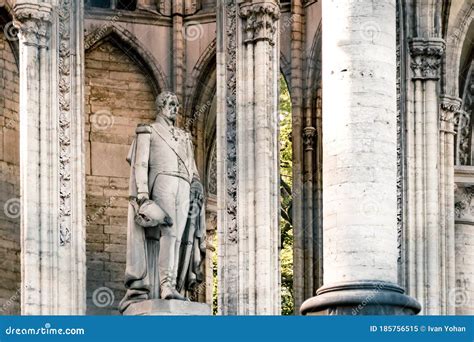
[300,281,421,315]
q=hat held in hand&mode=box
[134,199,173,227]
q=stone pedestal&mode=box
[122,299,212,316]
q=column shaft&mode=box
[301,0,420,315]
[440,95,462,314]
[217,0,281,315]
[15,0,86,314]
[407,37,445,314]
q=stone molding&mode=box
[225,0,238,244]
[58,0,73,245]
[13,2,52,47]
[301,281,421,315]
[409,38,445,80]
[239,2,280,45]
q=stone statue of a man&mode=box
[119,91,206,313]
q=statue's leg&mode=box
[152,175,187,300]
[172,178,191,288]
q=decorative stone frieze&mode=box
[409,38,445,80]
[58,0,73,246]
[224,1,238,245]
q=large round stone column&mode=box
[301,0,420,315]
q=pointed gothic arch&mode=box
[443,1,473,98]
[84,25,169,95]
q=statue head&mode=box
[155,91,179,123]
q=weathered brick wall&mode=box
[0,31,20,315]
[85,40,155,315]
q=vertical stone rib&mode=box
[425,79,441,313]
[414,78,425,305]
[440,95,462,314]
[291,0,305,312]
[173,0,185,103]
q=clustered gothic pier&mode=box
[0,0,471,315]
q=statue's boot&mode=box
[159,235,187,301]
[160,281,188,301]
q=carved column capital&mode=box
[440,95,462,133]
[239,1,280,45]
[303,126,316,151]
[409,38,445,80]
[13,2,52,47]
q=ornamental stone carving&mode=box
[441,95,462,124]
[302,126,316,151]
[440,95,462,133]
[225,1,238,244]
[13,2,52,47]
[455,185,474,222]
[239,2,280,45]
[58,0,73,245]
[409,38,445,80]
[454,110,471,165]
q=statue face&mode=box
[161,95,179,122]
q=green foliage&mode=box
[279,75,294,315]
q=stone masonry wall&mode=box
[85,40,155,315]
[0,31,20,315]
